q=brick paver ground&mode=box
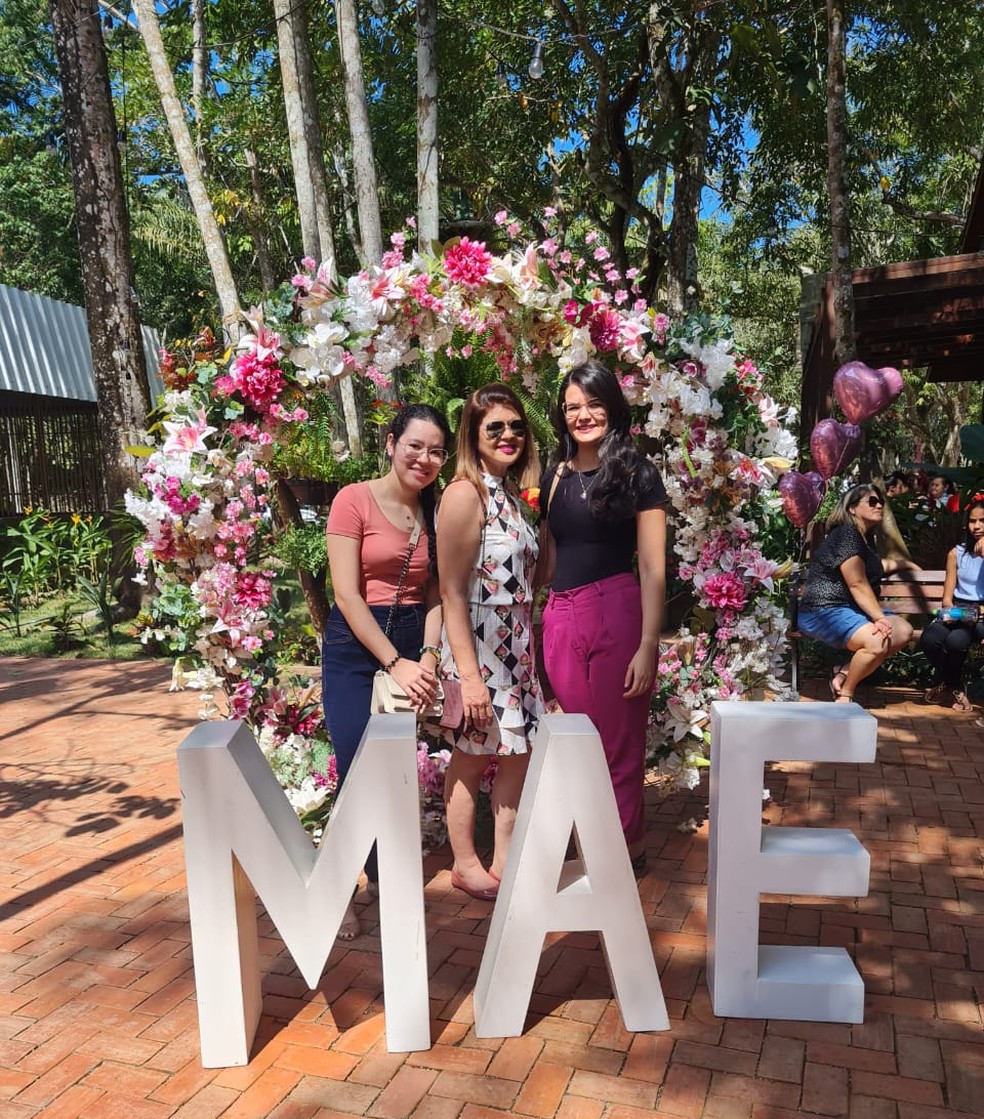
[1,654,982,1118]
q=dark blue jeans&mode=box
[321,602,426,882]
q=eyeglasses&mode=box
[483,420,527,439]
[561,399,606,417]
[399,439,449,464]
[863,496,885,508]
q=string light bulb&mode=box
[528,40,545,80]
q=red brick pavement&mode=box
[1,655,982,1118]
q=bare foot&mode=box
[337,901,360,941]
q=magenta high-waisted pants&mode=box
[542,572,653,847]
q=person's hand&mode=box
[461,676,494,729]
[623,646,656,698]
[390,658,439,713]
[871,617,892,644]
[974,537,984,558]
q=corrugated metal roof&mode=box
[0,283,163,403]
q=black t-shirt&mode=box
[800,524,884,611]
[543,460,668,592]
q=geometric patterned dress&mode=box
[440,472,545,756]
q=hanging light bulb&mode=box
[528,40,545,80]
[496,61,508,88]
[371,0,385,15]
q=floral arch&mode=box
[127,216,799,817]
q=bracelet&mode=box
[420,644,441,660]
[382,655,400,673]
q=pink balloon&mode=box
[778,471,824,529]
[810,419,862,480]
[833,361,903,425]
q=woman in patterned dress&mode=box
[437,383,544,900]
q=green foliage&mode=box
[271,392,380,483]
[270,521,327,577]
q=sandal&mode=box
[951,691,973,712]
[924,683,949,705]
[829,666,848,700]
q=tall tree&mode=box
[48,0,150,513]
[826,0,855,366]
[334,0,382,266]
[416,0,439,245]
[132,0,242,341]
[274,0,335,265]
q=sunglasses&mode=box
[863,496,885,508]
[483,420,527,439]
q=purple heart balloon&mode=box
[778,470,824,529]
[810,419,863,480]
[833,360,904,425]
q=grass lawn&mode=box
[0,591,150,660]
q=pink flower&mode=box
[161,409,217,457]
[234,571,272,610]
[593,246,610,261]
[702,572,747,612]
[444,237,493,287]
[494,210,509,226]
[589,307,621,352]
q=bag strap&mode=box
[383,519,422,637]
[541,463,566,521]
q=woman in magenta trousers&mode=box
[538,360,667,873]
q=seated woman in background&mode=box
[918,497,984,712]
[797,483,918,703]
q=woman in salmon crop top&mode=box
[323,404,452,938]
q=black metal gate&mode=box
[0,390,104,515]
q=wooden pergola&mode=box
[800,162,984,438]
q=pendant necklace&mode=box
[571,461,598,501]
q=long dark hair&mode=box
[549,359,648,523]
[961,498,984,550]
[387,404,453,576]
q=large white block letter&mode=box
[707,701,876,1023]
[474,713,668,1038]
[178,713,429,1066]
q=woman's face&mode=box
[851,490,885,532]
[562,382,609,452]
[928,476,946,500]
[387,419,447,490]
[476,404,527,477]
[967,507,984,540]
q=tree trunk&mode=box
[274,0,360,455]
[275,479,329,641]
[416,0,439,247]
[334,0,383,266]
[132,0,242,342]
[245,147,277,292]
[274,0,336,265]
[191,0,207,168]
[826,0,855,366]
[48,0,150,514]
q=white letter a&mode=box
[473,714,668,1037]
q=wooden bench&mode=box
[787,569,946,696]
